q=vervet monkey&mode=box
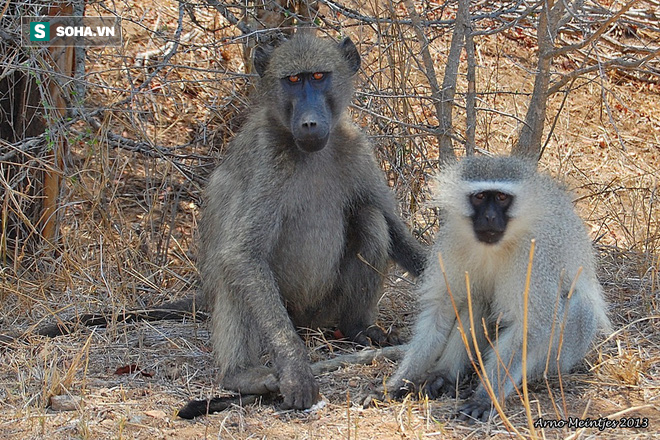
[388,156,610,422]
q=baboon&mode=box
[197,33,425,413]
[387,156,610,422]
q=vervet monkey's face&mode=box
[468,190,513,244]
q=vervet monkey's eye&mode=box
[470,193,485,205]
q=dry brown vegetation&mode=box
[1,0,659,439]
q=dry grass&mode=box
[1,0,659,439]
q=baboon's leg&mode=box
[221,343,410,396]
[334,206,391,346]
[209,285,262,381]
[208,260,319,410]
[180,346,406,419]
[223,366,279,395]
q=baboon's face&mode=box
[254,35,361,153]
[469,190,513,244]
[280,71,333,152]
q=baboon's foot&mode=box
[349,324,400,347]
[223,366,279,395]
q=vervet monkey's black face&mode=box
[469,190,513,244]
[280,71,333,152]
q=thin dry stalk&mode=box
[521,239,538,440]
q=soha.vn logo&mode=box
[24,17,122,47]
[30,21,117,41]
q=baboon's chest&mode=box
[271,174,350,304]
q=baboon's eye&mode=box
[288,75,301,83]
[312,72,325,80]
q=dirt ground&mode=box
[1,1,659,439]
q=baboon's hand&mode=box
[278,363,319,410]
[457,398,495,423]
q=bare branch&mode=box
[464,7,476,156]
[512,0,564,160]
[204,0,253,35]
[402,0,456,163]
[550,0,639,58]
[473,0,542,37]
[319,0,539,29]
[548,47,660,94]
[402,0,475,162]
[312,346,404,375]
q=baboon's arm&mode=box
[383,210,427,277]
[356,178,426,278]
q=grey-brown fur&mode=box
[198,33,425,411]
[387,156,610,422]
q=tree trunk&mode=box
[0,1,79,264]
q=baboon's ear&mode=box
[254,45,273,78]
[338,37,360,75]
